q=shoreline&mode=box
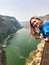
[2,33,15,48]
[2,28,23,48]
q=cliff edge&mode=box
[26,40,45,65]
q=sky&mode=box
[0,0,49,22]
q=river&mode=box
[5,28,41,65]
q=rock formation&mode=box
[26,40,45,65]
[0,44,6,65]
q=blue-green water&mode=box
[6,28,40,65]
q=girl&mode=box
[29,16,49,41]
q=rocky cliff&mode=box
[26,40,45,65]
[0,15,22,43]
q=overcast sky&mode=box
[0,0,49,22]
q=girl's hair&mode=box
[30,16,43,24]
[29,16,43,35]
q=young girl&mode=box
[29,16,49,41]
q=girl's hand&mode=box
[39,36,44,39]
[39,36,49,41]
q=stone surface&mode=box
[26,40,45,65]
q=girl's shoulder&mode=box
[42,21,49,26]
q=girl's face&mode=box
[31,19,42,28]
